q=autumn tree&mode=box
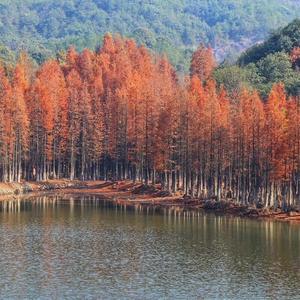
[290,47,300,70]
[11,59,30,182]
[190,44,216,82]
[66,69,82,180]
[0,67,13,182]
[264,83,288,207]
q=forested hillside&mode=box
[215,19,300,97]
[1,0,300,71]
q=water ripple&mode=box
[0,195,300,299]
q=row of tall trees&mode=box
[1,34,300,208]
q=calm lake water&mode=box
[0,195,300,300]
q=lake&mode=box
[0,194,300,299]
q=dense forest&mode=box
[1,0,300,71]
[0,33,300,210]
[216,19,300,98]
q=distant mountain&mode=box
[1,0,300,70]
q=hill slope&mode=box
[238,19,300,66]
[1,0,300,70]
[215,19,300,97]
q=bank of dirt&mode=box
[1,180,300,222]
[0,180,88,196]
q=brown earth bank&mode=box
[1,180,300,223]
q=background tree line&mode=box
[0,0,300,71]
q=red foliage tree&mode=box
[190,44,216,82]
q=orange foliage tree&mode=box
[190,44,216,82]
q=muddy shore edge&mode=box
[1,180,300,222]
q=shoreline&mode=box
[1,180,300,222]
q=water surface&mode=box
[0,195,300,299]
